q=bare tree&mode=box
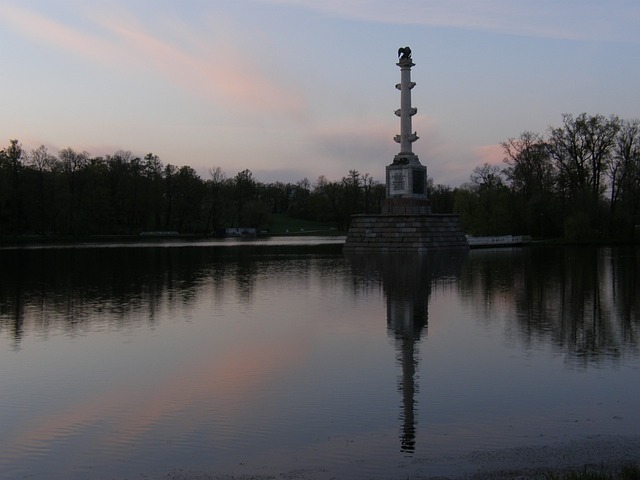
[470,163,504,190]
[501,131,553,197]
[548,113,620,201]
[609,119,640,232]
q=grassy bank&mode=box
[267,214,343,236]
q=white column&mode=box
[394,58,418,154]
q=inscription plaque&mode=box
[391,171,407,193]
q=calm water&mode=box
[1,240,639,479]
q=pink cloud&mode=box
[0,4,122,64]
[99,17,306,119]
[0,4,306,119]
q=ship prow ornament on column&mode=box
[344,47,468,253]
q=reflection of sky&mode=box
[0,256,399,478]
[1,249,640,479]
[425,276,640,451]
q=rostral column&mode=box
[384,46,430,214]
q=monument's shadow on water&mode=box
[345,251,467,453]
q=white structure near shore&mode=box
[466,235,532,248]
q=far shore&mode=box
[0,230,346,246]
[1,232,637,249]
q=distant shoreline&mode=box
[0,231,344,246]
[1,233,637,248]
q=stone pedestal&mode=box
[344,214,468,253]
[384,152,430,214]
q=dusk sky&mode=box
[2,0,639,186]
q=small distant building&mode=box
[139,231,179,237]
[216,227,257,237]
[466,235,532,248]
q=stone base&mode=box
[382,197,431,214]
[343,214,468,253]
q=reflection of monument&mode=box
[384,256,429,453]
[345,252,466,453]
[344,48,468,252]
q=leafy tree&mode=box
[162,164,178,230]
[288,178,311,219]
[232,169,257,227]
[104,151,135,233]
[429,184,455,214]
[25,145,56,234]
[342,170,361,228]
[173,165,206,233]
[259,181,292,215]
[142,153,165,230]
[455,164,511,236]
[242,200,272,230]
[361,173,385,214]
[58,147,90,234]
[205,166,230,232]
[0,140,25,233]
[308,175,345,230]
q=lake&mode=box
[1,240,639,479]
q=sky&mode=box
[1,0,640,187]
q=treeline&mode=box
[0,141,385,236]
[438,113,640,241]
[2,112,639,240]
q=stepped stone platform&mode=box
[343,213,468,253]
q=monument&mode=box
[344,47,468,253]
[385,46,429,215]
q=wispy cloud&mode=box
[0,3,122,62]
[0,3,306,118]
[257,0,640,42]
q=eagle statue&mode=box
[398,46,412,60]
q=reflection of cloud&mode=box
[0,3,306,118]
[3,338,308,463]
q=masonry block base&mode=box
[343,214,468,253]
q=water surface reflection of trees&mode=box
[0,248,205,346]
[0,245,339,348]
[459,246,640,365]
